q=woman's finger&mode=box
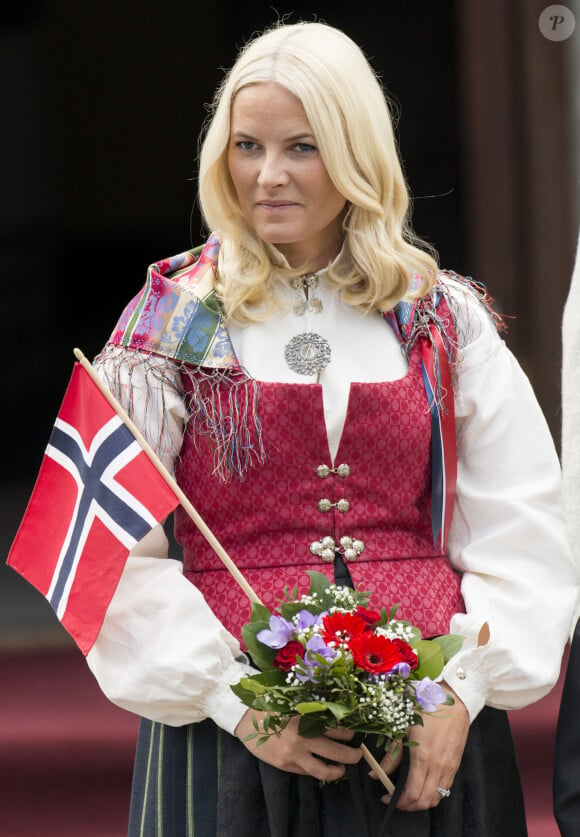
[310,734,363,766]
[387,684,469,810]
[368,739,402,780]
[324,726,355,742]
[235,711,361,781]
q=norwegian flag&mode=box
[7,363,179,654]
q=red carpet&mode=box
[509,649,568,837]
[0,647,567,836]
[0,648,138,837]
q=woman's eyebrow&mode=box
[230,130,316,143]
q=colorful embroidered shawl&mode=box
[111,235,238,368]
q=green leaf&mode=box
[241,622,277,671]
[305,570,334,601]
[249,602,273,623]
[322,701,351,722]
[387,604,400,621]
[432,634,464,663]
[295,701,328,715]
[237,678,268,696]
[413,639,444,680]
[298,715,328,738]
[230,681,260,706]
[258,669,289,686]
[240,670,288,692]
[281,584,299,603]
[279,601,310,620]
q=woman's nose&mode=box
[257,152,289,188]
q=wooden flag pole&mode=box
[74,348,396,796]
[73,348,262,607]
[359,744,396,795]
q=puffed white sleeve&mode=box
[562,233,580,584]
[85,348,256,734]
[439,282,578,721]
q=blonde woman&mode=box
[86,22,575,836]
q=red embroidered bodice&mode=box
[174,343,465,642]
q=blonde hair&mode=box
[198,21,438,323]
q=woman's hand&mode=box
[234,710,362,782]
[374,683,470,810]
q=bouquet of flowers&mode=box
[232,571,463,752]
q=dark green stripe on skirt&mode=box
[129,718,221,837]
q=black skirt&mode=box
[128,706,527,837]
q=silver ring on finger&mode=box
[436,787,451,798]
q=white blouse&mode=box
[87,275,577,734]
[562,231,580,623]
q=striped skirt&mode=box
[128,707,527,837]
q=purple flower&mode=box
[295,609,325,631]
[391,662,411,678]
[306,634,337,662]
[414,678,447,712]
[294,635,337,683]
[257,615,294,649]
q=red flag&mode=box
[7,363,179,654]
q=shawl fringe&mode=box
[388,270,508,413]
[94,345,266,482]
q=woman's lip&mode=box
[256,201,297,207]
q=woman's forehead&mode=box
[230,83,312,135]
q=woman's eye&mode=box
[293,142,316,153]
[236,141,259,151]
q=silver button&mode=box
[309,541,323,556]
[316,464,331,478]
[339,537,365,560]
[456,668,466,680]
[317,498,332,513]
[321,548,336,563]
[322,535,336,549]
[336,498,350,513]
[336,463,351,478]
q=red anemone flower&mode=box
[321,611,367,646]
[349,633,406,674]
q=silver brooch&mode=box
[291,274,323,315]
[284,332,331,376]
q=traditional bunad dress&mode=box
[87,236,576,836]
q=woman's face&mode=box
[228,83,347,271]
